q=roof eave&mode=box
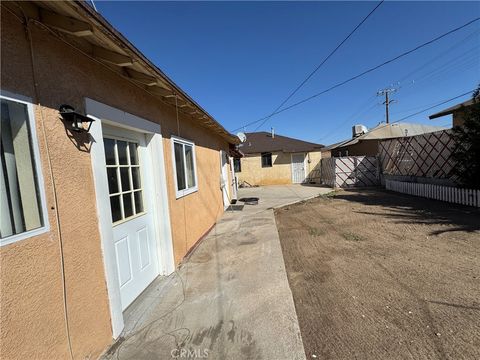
[429,111,452,120]
[51,1,240,145]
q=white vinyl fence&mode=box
[385,180,480,208]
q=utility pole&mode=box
[377,87,397,124]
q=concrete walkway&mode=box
[103,185,332,360]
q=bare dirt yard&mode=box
[275,189,480,360]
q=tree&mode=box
[451,85,480,189]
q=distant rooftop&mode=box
[324,122,448,151]
[239,132,323,154]
[429,98,478,119]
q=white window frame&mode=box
[170,136,198,199]
[0,90,49,246]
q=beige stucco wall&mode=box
[306,151,322,183]
[321,150,332,159]
[237,151,322,186]
[1,10,230,359]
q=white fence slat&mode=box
[385,180,479,208]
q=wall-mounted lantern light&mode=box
[59,105,94,133]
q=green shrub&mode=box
[451,86,480,189]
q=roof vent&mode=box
[352,124,368,138]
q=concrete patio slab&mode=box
[103,185,333,360]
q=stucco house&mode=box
[1,1,238,359]
[235,131,324,185]
[429,97,479,127]
[323,122,448,157]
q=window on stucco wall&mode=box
[261,152,272,167]
[1,95,48,245]
[171,136,198,198]
[233,158,241,172]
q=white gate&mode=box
[321,156,379,188]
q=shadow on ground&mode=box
[333,188,480,235]
[275,187,480,360]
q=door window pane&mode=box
[129,143,139,165]
[120,167,131,192]
[110,195,122,222]
[132,167,141,190]
[174,142,186,191]
[123,193,133,218]
[117,140,128,165]
[1,98,44,240]
[106,168,119,194]
[104,138,116,165]
[134,191,144,213]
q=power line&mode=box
[314,94,378,142]
[318,101,380,142]
[233,17,480,133]
[391,90,475,123]
[395,28,479,84]
[250,0,384,132]
[320,90,472,146]
[396,55,479,104]
[398,44,480,98]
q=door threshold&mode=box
[121,275,169,336]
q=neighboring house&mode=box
[429,97,479,127]
[323,122,448,157]
[235,131,324,185]
[1,2,238,359]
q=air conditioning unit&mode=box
[352,124,368,138]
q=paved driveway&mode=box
[103,185,332,360]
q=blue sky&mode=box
[95,1,479,145]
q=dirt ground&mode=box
[275,189,480,360]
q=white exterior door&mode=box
[220,150,230,208]
[103,127,159,310]
[291,153,306,183]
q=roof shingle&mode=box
[239,132,323,154]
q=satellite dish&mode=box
[236,132,247,143]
